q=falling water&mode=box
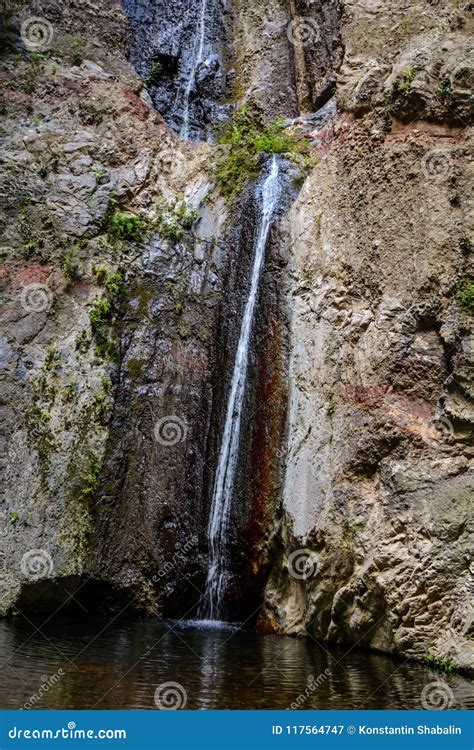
[180,0,208,139]
[201,156,281,620]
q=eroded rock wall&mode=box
[0,0,233,614]
[261,0,473,670]
[1,0,472,672]
[0,0,292,618]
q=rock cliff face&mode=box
[0,0,472,671]
[260,0,474,671]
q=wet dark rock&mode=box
[122,0,230,140]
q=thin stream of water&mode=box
[201,156,281,620]
[180,0,208,139]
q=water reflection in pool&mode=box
[0,616,472,710]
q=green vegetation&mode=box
[125,358,146,381]
[9,511,19,524]
[92,265,108,285]
[69,35,85,67]
[456,277,474,312]
[107,210,150,242]
[89,271,124,360]
[1,0,26,23]
[214,104,314,198]
[27,403,55,468]
[44,345,59,370]
[400,16,410,35]
[340,516,364,544]
[60,246,81,282]
[156,196,197,241]
[62,384,76,402]
[326,392,337,416]
[146,62,163,85]
[438,77,452,101]
[91,391,109,424]
[423,654,456,674]
[21,54,44,95]
[394,67,416,94]
[78,452,101,504]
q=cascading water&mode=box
[180,0,208,140]
[201,156,282,621]
[122,0,227,141]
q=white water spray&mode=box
[180,0,208,139]
[201,156,281,620]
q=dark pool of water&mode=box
[0,615,472,710]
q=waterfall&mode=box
[201,156,281,620]
[180,0,208,140]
